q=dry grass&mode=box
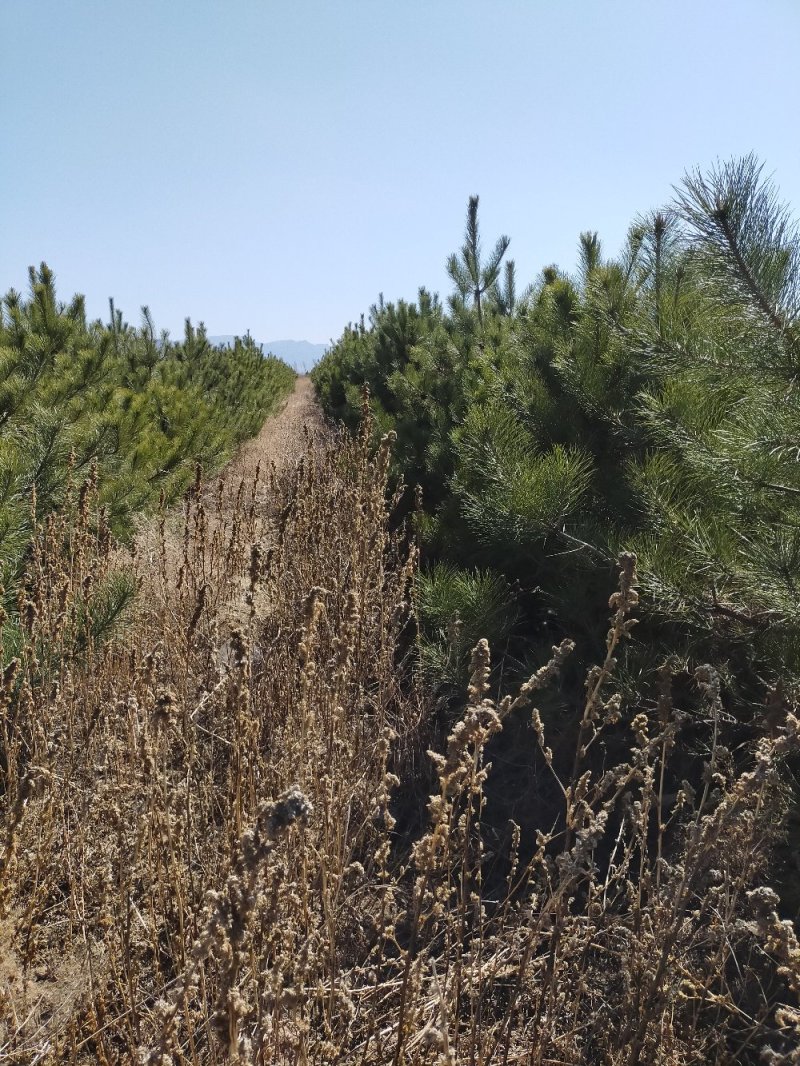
[1,395,799,1064]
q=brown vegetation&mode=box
[1,390,799,1064]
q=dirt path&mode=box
[133,374,326,601]
[198,373,328,523]
[225,374,326,487]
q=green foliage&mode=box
[446,194,511,326]
[451,402,594,566]
[313,160,800,715]
[0,266,295,589]
[416,563,517,693]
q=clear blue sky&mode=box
[3,1,799,344]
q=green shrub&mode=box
[0,265,295,623]
[416,563,517,694]
[314,157,800,717]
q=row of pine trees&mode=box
[0,264,295,609]
[313,156,800,724]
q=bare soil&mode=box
[224,374,326,490]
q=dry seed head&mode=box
[468,639,491,703]
[248,543,262,591]
[152,686,179,730]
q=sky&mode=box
[3,1,799,345]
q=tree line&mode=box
[0,264,295,641]
[314,156,800,717]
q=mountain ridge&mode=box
[207,336,327,373]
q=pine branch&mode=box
[714,207,786,334]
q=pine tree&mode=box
[314,161,800,706]
[446,195,510,327]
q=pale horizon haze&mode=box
[3,1,799,345]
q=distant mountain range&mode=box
[207,337,328,374]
